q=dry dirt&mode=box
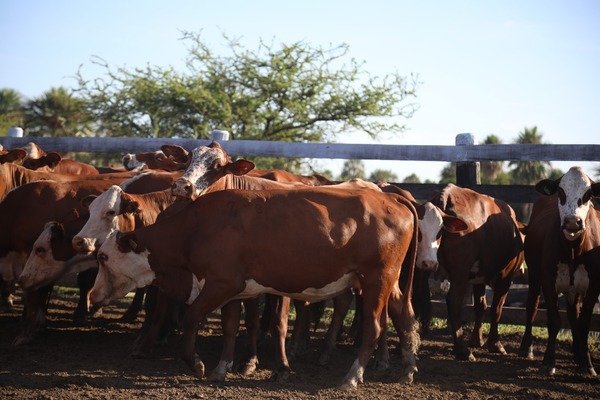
[1,287,598,400]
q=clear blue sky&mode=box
[1,0,599,180]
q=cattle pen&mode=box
[1,133,600,332]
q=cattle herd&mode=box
[0,140,598,391]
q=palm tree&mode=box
[480,134,505,184]
[24,87,92,137]
[508,126,551,184]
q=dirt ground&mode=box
[1,287,598,400]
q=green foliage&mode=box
[480,134,505,184]
[76,31,419,141]
[438,162,456,184]
[24,87,93,137]
[0,88,25,135]
[369,168,398,183]
[401,173,420,184]
[339,159,366,180]
[508,126,552,184]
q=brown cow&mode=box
[0,147,27,164]
[429,183,524,361]
[122,144,190,172]
[91,186,420,389]
[518,166,600,376]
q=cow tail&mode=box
[393,194,420,382]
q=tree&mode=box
[508,126,551,184]
[0,88,25,136]
[439,163,456,184]
[402,173,420,183]
[76,31,419,142]
[339,159,366,180]
[24,87,92,137]
[480,134,505,184]
[369,169,398,183]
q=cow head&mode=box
[91,232,154,307]
[19,222,96,290]
[416,202,468,271]
[122,153,147,171]
[72,186,125,254]
[171,142,255,201]
[21,152,61,170]
[535,166,600,241]
[0,148,27,164]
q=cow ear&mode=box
[46,152,62,168]
[116,232,137,253]
[227,159,255,176]
[123,199,140,214]
[442,215,468,233]
[161,144,189,162]
[591,181,600,197]
[81,195,97,209]
[6,149,27,163]
[48,221,64,238]
[535,178,559,196]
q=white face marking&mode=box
[19,226,62,289]
[557,167,593,241]
[416,202,444,271]
[230,273,358,303]
[0,251,28,281]
[91,234,154,306]
[122,153,146,171]
[74,186,122,253]
[172,145,227,200]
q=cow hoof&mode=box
[487,342,507,355]
[540,365,556,376]
[338,381,358,391]
[398,370,415,384]
[207,371,226,382]
[518,345,534,360]
[577,366,597,377]
[453,348,475,361]
[238,358,259,376]
[270,367,292,382]
[12,334,33,346]
[192,357,205,380]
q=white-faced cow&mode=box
[429,183,524,361]
[91,186,419,389]
[519,166,600,376]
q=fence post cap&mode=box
[456,133,477,145]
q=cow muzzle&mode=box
[418,259,439,272]
[562,215,585,241]
[172,178,198,201]
[72,236,96,254]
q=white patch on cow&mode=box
[92,234,155,306]
[573,264,589,297]
[119,171,153,190]
[122,153,146,171]
[440,279,451,294]
[558,167,593,241]
[173,145,227,199]
[186,274,206,305]
[212,360,233,379]
[341,359,364,389]
[416,202,444,271]
[555,262,570,294]
[0,251,28,281]
[232,273,358,303]
[75,185,123,252]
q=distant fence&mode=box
[1,134,599,330]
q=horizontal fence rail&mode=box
[1,136,600,162]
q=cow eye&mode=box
[582,190,592,204]
[106,210,116,217]
[35,246,46,255]
[98,252,108,263]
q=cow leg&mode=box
[387,283,420,384]
[0,278,16,312]
[132,288,180,357]
[208,299,242,381]
[485,280,511,355]
[237,297,261,377]
[288,299,311,358]
[372,304,390,371]
[412,269,432,337]
[318,289,354,366]
[268,295,292,381]
[74,268,100,324]
[519,264,541,359]
[540,282,561,375]
[469,283,487,349]
[573,287,599,376]
[180,285,241,380]
[121,287,146,322]
[13,286,53,345]
[445,277,474,361]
